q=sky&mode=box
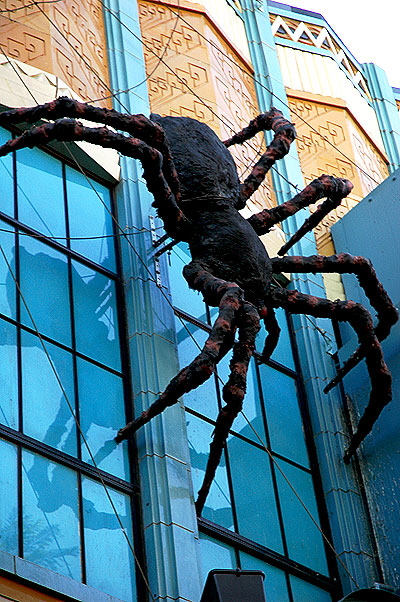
[283,0,400,88]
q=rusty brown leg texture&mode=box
[117,264,245,443]
[0,119,189,239]
[0,97,180,198]
[271,254,398,389]
[195,302,260,515]
[269,286,392,463]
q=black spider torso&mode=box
[151,114,273,304]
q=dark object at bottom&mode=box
[200,569,266,602]
[339,585,400,601]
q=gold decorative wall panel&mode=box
[139,0,275,212]
[0,0,110,106]
[287,90,389,255]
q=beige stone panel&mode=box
[139,0,275,211]
[0,0,110,106]
[277,45,385,154]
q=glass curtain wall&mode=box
[0,127,140,602]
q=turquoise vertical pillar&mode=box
[241,0,379,592]
[363,63,400,172]
[103,2,202,601]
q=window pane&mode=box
[275,459,329,575]
[256,308,295,370]
[72,261,121,370]
[187,413,234,530]
[19,236,71,346]
[0,224,16,319]
[0,438,18,555]
[22,332,76,456]
[66,166,116,270]
[240,552,290,602]
[77,358,129,480]
[290,576,332,602]
[168,242,207,320]
[176,316,219,419]
[0,128,14,217]
[259,365,309,467]
[199,533,236,582]
[17,148,65,239]
[0,320,18,430]
[217,355,266,444]
[82,477,136,602]
[228,436,283,553]
[22,450,81,580]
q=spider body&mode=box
[0,98,397,514]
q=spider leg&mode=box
[271,254,398,385]
[0,97,180,198]
[247,175,353,238]
[116,263,245,442]
[223,108,296,208]
[195,301,260,515]
[0,118,189,239]
[268,286,393,462]
[259,308,281,362]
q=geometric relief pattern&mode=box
[0,0,110,106]
[270,12,371,100]
[139,0,275,210]
[288,95,389,253]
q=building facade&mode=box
[0,1,399,601]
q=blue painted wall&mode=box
[332,168,400,587]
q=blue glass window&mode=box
[66,166,116,270]
[240,552,290,602]
[0,320,18,430]
[19,236,71,346]
[22,450,81,580]
[0,438,18,555]
[82,477,136,602]
[187,413,234,529]
[0,132,139,600]
[21,331,76,456]
[259,364,309,467]
[77,358,129,480]
[72,261,121,370]
[275,458,329,575]
[0,223,16,319]
[0,127,15,217]
[17,148,65,239]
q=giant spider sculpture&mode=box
[0,98,397,514]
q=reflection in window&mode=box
[66,166,116,270]
[0,136,138,599]
[17,148,65,239]
[22,450,81,580]
[72,261,121,370]
[82,477,136,602]
[19,237,71,346]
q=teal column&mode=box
[103,2,202,601]
[363,63,400,172]
[241,0,379,592]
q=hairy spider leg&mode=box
[271,254,398,391]
[223,108,296,207]
[268,286,392,463]
[195,301,260,515]
[0,97,180,200]
[247,175,353,237]
[0,118,190,239]
[117,263,250,441]
[260,308,281,363]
